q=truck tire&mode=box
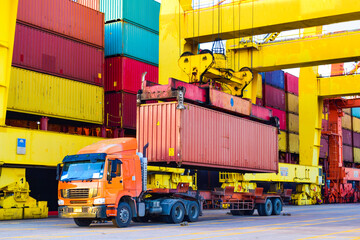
[74,218,92,227]
[185,202,200,222]
[258,199,273,216]
[112,202,132,228]
[167,202,185,224]
[271,198,282,215]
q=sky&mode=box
[154,0,359,77]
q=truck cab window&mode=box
[108,160,121,177]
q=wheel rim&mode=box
[119,208,130,223]
[175,206,182,220]
[266,202,272,212]
[275,201,280,211]
[190,205,197,217]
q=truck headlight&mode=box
[58,199,64,205]
[89,188,98,198]
[60,189,68,198]
[94,198,105,205]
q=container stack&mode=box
[101,0,160,136]
[352,108,360,164]
[8,0,105,135]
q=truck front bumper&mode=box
[58,205,107,219]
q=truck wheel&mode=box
[271,198,282,215]
[185,202,199,222]
[244,209,255,216]
[112,202,132,228]
[74,218,92,227]
[258,199,273,216]
[167,202,185,224]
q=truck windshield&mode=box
[60,160,105,181]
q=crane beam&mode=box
[318,74,360,98]
[182,0,360,43]
[226,30,360,72]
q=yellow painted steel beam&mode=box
[318,74,360,98]
[182,0,360,43]
[299,67,323,167]
[226,30,360,72]
[0,0,18,126]
[0,126,104,167]
[220,163,322,184]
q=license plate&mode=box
[73,207,82,213]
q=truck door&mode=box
[104,159,123,204]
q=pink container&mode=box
[263,84,286,111]
[105,57,158,93]
[251,104,272,121]
[322,119,328,132]
[285,73,299,95]
[343,145,353,162]
[137,102,279,172]
[13,23,104,85]
[342,128,353,146]
[105,92,137,129]
[320,137,329,158]
[17,0,104,48]
[75,0,100,11]
[354,132,360,148]
[267,107,286,131]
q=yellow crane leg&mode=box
[0,0,18,126]
[0,167,48,220]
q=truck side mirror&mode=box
[108,159,122,182]
[56,163,62,180]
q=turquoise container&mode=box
[352,108,360,118]
[105,21,159,65]
[100,0,160,33]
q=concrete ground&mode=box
[1,204,360,240]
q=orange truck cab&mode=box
[57,138,202,227]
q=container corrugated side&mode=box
[343,145,353,162]
[265,70,285,89]
[285,72,298,95]
[352,108,360,118]
[342,114,352,130]
[353,116,360,133]
[75,0,100,11]
[137,102,278,173]
[288,133,299,154]
[278,131,287,152]
[320,137,328,158]
[13,23,104,86]
[105,57,158,93]
[354,132,360,148]
[287,113,299,133]
[286,93,298,114]
[267,107,286,131]
[17,0,104,48]
[105,92,137,129]
[105,21,159,65]
[100,0,160,33]
[8,67,104,124]
[263,84,286,111]
[354,147,360,163]
[342,128,353,146]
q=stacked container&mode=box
[11,0,105,126]
[352,108,360,163]
[101,0,160,134]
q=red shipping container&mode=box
[342,128,353,146]
[13,23,104,85]
[354,132,360,148]
[75,0,100,11]
[343,145,353,162]
[285,73,299,95]
[320,137,328,158]
[17,0,104,48]
[251,104,272,121]
[263,84,286,111]
[105,57,158,93]
[267,107,286,131]
[105,92,137,129]
[137,102,278,172]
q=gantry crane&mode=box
[158,0,360,205]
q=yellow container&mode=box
[278,130,287,152]
[354,148,360,163]
[353,117,360,133]
[8,67,104,124]
[343,108,351,115]
[287,113,299,133]
[342,113,352,130]
[288,133,299,154]
[286,93,298,114]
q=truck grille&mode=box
[67,188,89,199]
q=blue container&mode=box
[352,108,360,118]
[260,72,265,83]
[265,70,285,89]
[105,21,159,65]
[100,0,160,33]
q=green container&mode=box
[100,0,160,33]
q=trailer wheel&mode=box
[185,202,200,222]
[74,218,92,227]
[167,202,185,223]
[258,199,273,216]
[271,198,282,215]
[112,202,132,228]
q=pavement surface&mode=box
[1,204,360,240]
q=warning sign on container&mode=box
[17,138,26,155]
